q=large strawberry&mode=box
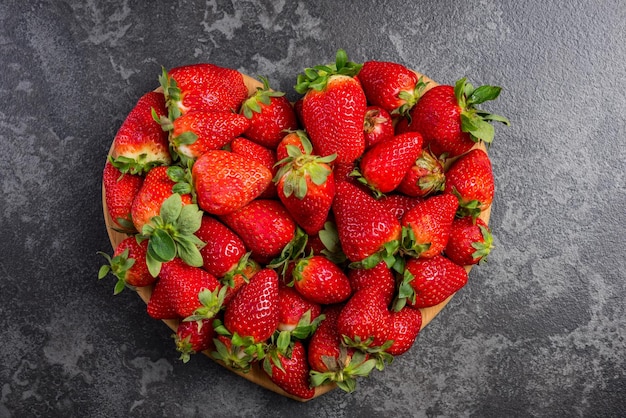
[444,148,494,219]
[401,77,509,157]
[444,216,494,266]
[102,161,143,232]
[295,49,366,164]
[397,149,446,197]
[263,340,315,399]
[240,76,299,148]
[192,150,272,215]
[290,255,352,305]
[110,91,171,175]
[173,318,214,363]
[98,236,154,294]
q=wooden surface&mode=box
[101,71,491,401]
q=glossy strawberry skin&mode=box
[444,148,495,213]
[277,284,322,331]
[404,255,468,308]
[358,61,420,113]
[337,287,391,349]
[308,305,350,373]
[242,95,299,149]
[292,255,352,305]
[230,137,278,199]
[103,161,143,231]
[174,318,215,361]
[347,261,396,306]
[387,307,422,356]
[195,216,247,278]
[363,106,394,149]
[275,130,310,162]
[444,216,493,266]
[111,237,153,287]
[266,340,315,399]
[378,193,423,221]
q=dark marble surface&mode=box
[1,1,624,417]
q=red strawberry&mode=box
[277,283,322,332]
[332,182,402,266]
[354,132,423,196]
[401,193,458,259]
[333,162,358,184]
[192,150,272,215]
[229,136,278,198]
[358,60,426,115]
[160,64,248,118]
[378,193,422,221]
[403,78,509,157]
[397,149,446,197]
[387,307,422,356]
[276,130,311,162]
[347,261,396,305]
[363,106,394,149]
[274,135,336,235]
[102,161,143,232]
[110,91,171,175]
[98,236,154,294]
[295,49,366,164]
[402,255,468,308]
[263,340,315,399]
[291,255,352,304]
[444,216,494,266]
[173,318,215,363]
[219,199,296,264]
[194,216,247,278]
[240,76,299,148]
[222,259,261,306]
[444,148,494,219]
[147,258,222,320]
[223,268,279,343]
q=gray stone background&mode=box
[1,1,624,417]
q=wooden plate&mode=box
[101,71,491,401]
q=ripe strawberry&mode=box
[378,193,422,221]
[444,148,494,219]
[211,333,257,372]
[295,49,366,164]
[173,318,214,363]
[219,199,296,264]
[98,236,154,294]
[347,261,396,305]
[229,136,278,198]
[222,258,261,306]
[274,135,336,235]
[358,60,426,116]
[354,132,423,196]
[110,91,171,175]
[397,149,446,197]
[332,182,402,267]
[401,193,458,259]
[277,283,322,332]
[275,130,311,162]
[147,258,222,320]
[192,150,272,215]
[102,161,143,232]
[291,255,352,304]
[223,268,279,343]
[363,106,394,149]
[240,76,299,148]
[403,77,509,157]
[444,216,494,266]
[159,64,248,118]
[263,340,315,399]
[194,216,247,278]
[401,255,469,308]
[387,307,422,356]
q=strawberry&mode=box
[229,136,278,198]
[363,106,394,149]
[98,236,154,294]
[159,64,248,118]
[194,216,247,278]
[192,150,272,215]
[222,258,261,306]
[147,258,222,320]
[332,181,402,268]
[274,134,336,235]
[223,268,279,343]
[240,76,299,148]
[444,148,494,219]
[347,261,396,305]
[291,255,352,305]
[173,318,214,363]
[263,340,315,399]
[353,132,423,196]
[444,216,494,266]
[219,199,296,264]
[110,91,171,175]
[378,193,422,221]
[400,255,468,309]
[275,130,311,162]
[295,49,366,164]
[386,307,422,356]
[358,60,426,116]
[277,283,322,332]
[403,77,509,157]
[211,333,258,372]
[401,193,458,259]
[102,161,143,232]
[397,149,446,197]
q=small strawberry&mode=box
[229,136,278,198]
[403,77,509,157]
[173,318,214,363]
[444,216,494,266]
[378,193,423,221]
[194,215,247,278]
[353,132,423,196]
[222,258,261,306]
[363,106,394,149]
[275,130,311,162]
[386,307,422,356]
[192,150,272,215]
[444,148,494,219]
[397,149,446,197]
[102,161,143,232]
[98,237,154,294]
[110,91,171,175]
[290,255,352,305]
[401,193,458,259]
[240,76,299,148]
[347,260,396,306]
[263,340,315,399]
[295,49,366,164]
[277,283,323,333]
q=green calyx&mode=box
[166,163,197,203]
[471,224,494,264]
[349,240,402,271]
[392,268,417,312]
[221,252,255,288]
[136,193,205,277]
[267,227,309,278]
[184,286,227,323]
[211,320,265,372]
[454,77,510,144]
[341,335,394,371]
[108,154,164,176]
[98,248,136,295]
[318,221,347,265]
[349,167,385,199]
[159,66,182,121]
[241,76,286,119]
[294,49,363,94]
[451,187,484,220]
[309,348,378,393]
[393,76,429,118]
[414,150,446,195]
[399,225,431,259]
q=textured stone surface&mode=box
[1,1,625,417]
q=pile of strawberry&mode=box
[99,50,508,400]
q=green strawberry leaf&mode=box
[149,228,177,262]
[159,194,183,224]
[468,85,502,105]
[176,204,203,236]
[176,238,204,267]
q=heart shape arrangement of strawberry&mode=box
[99,50,508,401]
